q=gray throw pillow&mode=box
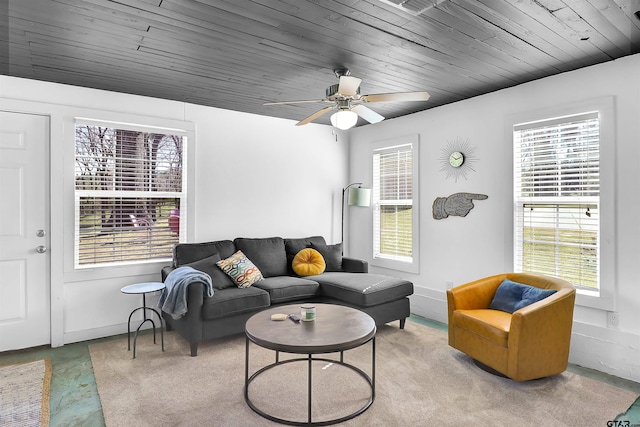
[186,253,235,290]
[309,242,343,272]
[173,240,236,266]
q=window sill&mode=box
[575,288,615,311]
[371,256,419,274]
[65,259,171,283]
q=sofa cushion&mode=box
[310,272,413,307]
[173,240,236,266]
[201,287,270,320]
[284,236,327,273]
[292,248,326,276]
[185,253,235,290]
[216,250,264,288]
[309,241,342,271]
[234,237,287,278]
[453,309,511,347]
[489,279,557,314]
[252,276,320,304]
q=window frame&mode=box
[508,97,615,311]
[371,135,420,274]
[65,113,194,275]
[73,119,188,269]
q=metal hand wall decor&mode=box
[432,192,488,220]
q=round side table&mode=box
[121,282,165,359]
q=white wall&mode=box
[0,76,348,346]
[347,53,640,382]
[185,105,346,241]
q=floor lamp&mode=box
[341,183,371,254]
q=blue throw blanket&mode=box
[158,266,214,319]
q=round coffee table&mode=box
[244,303,376,426]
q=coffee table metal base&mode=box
[244,336,375,426]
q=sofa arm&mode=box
[342,257,368,273]
[447,274,505,345]
[507,288,576,380]
[160,268,207,356]
[161,265,175,281]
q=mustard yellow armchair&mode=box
[447,273,576,381]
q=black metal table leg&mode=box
[122,283,166,359]
[244,337,376,426]
[307,353,313,424]
[243,303,375,426]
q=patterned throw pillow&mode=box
[216,250,264,288]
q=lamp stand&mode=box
[341,182,370,255]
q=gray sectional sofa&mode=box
[161,236,413,356]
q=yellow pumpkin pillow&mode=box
[292,248,326,276]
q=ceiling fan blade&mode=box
[362,91,430,103]
[352,105,384,124]
[295,106,334,126]
[337,76,362,97]
[264,99,327,105]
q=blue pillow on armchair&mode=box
[489,279,557,314]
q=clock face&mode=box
[449,151,464,168]
[439,138,476,182]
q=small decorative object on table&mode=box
[120,282,165,359]
[300,303,316,321]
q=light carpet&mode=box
[0,358,52,427]
[89,321,637,426]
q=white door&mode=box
[0,111,50,351]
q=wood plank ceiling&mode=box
[2,0,640,127]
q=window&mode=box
[514,112,600,292]
[74,120,186,268]
[372,136,419,273]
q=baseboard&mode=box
[62,322,154,346]
[409,288,447,323]
[569,322,640,383]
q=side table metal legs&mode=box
[126,292,164,359]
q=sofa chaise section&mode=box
[308,272,413,328]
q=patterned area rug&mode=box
[0,359,52,427]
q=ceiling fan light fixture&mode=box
[265,69,429,127]
[330,110,358,130]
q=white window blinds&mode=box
[514,112,600,289]
[373,144,413,261]
[74,122,186,267]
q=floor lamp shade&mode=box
[348,187,371,207]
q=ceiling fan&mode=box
[264,69,430,130]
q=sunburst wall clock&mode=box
[439,137,477,182]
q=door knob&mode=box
[36,245,47,254]
[37,230,47,237]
